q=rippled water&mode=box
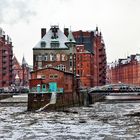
[0,101,140,140]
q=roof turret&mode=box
[67,31,76,43]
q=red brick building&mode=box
[107,54,140,86]
[30,68,74,93]
[73,27,106,86]
[0,28,13,89]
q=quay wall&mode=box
[28,92,82,111]
[0,94,13,100]
[28,92,105,111]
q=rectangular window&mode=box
[70,61,72,67]
[65,84,68,89]
[50,41,60,48]
[70,55,73,60]
[38,62,42,69]
[77,70,80,74]
[38,55,42,61]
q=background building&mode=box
[73,27,106,86]
[12,56,32,90]
[0,27,13,90]
[107,54,140,86]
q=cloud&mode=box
[0,0,36,24]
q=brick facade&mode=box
[107,54,140,86]
[0,28,13,89]
[73,27,106,86]
[76,45,94,87]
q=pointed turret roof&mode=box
[22,56,28,66]
[67,31,76,43]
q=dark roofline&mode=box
[31,67,74,75]
[33,47,69,50]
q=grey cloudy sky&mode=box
[0,0,140,65]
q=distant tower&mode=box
[22,56,28,86]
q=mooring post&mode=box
[84,88,89,106]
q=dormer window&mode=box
[40,41,46,48]
[50,40,60,48]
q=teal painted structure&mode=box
[42,84,47,92]
[37,84,41,93]
[30,82,64,93]
[49,82,57,92]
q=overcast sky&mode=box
[0,0,140,65]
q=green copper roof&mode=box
[67,31,76,43]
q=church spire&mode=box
[22,55,27,66]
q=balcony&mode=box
[2,54,7,57]
[2,66,7,70]
[9,63,13,66]
[2,71,6,75]
[2,60,7,63]
[2,80,6,84]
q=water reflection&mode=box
[0,101,140,140]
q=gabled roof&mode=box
[33,26,69,49]
[13,56,21,68]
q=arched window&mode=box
[50,53,55,61]
[56,54,60,61]
[44,53,48,61]
[38,54,42,61]
[61,54,67,61]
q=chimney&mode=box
[41,28,46,38]
[64,28,69,37]
[2,35,5,42]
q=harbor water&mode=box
[0,99,140,139]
